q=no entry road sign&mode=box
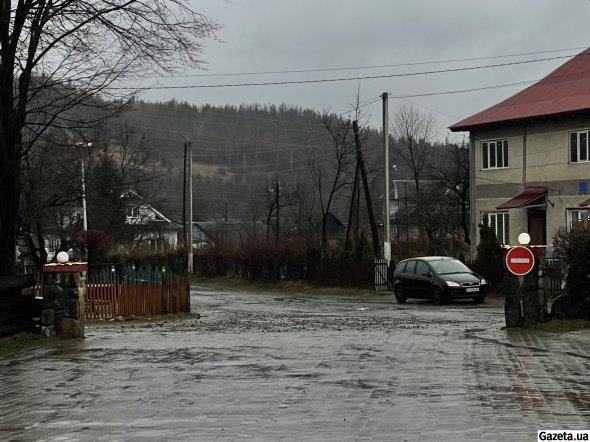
[506,246,535,276]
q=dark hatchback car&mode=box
[392,256,487,305]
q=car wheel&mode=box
[472,295,485,304]
[394,285,407,304]
[432,287,444,305]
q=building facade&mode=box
[450,48,590,257]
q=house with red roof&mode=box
[450,48,590,257]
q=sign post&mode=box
[504,233,545,327]
[505,246,535,276]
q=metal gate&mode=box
[374,259,389,291]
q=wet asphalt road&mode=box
[1,286,590,441]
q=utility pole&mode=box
[382,92,391,264]
[275,179,280,244]
[345,162,360,252]
[184,139,193,274]
[353,120,380,258]
[75,141,90,231]
[183,142,187,249]
[80,158,88,231]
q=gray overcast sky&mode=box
[140,0,590,141]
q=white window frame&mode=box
[566,208,590,231]
[481,139,509,170]
[570,129,590,163]
[483,212,510,245]
[126,205,139,221]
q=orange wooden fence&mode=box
[86,266,189,320]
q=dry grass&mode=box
[0,333,60,357]
[531,319,590,333]
[192,276,385,298]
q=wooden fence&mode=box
[542,259,565,299]
[86,265,189,320]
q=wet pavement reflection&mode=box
[1,286,589,441]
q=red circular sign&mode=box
[505,246,535,276]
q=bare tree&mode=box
[305,113,355,256]
[0,1,219,274]
[392,104,437,197]
[428,141,471,246]
[392,104,440,248]
[261,176,298,243]
[20,131,85,262]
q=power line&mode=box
[388,79,537,99]
[114,54,581,90]
[146,46,588,79]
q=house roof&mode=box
[450,48,590,131]
[496,186,548,210]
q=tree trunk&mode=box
[0,141,20,274]
[321,213,328,257]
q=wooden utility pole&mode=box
[275,179,280,244]
[345,162,360,252]
[353,120,380,258]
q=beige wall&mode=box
[471,115,590,248]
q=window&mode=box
[395,261,408,273]
[566,209,590,231]
[414,261,430,276]
[126,205,139,219]
[483,212,510,245]
[482,139,508,169]
[403,260,416,275]
[570,130,590,163]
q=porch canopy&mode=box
[496,186,548,209]
[579,198,590,207]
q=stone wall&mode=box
[41,263,87,338]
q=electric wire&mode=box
[113,54,583,90]
[148,46,588,79]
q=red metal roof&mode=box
[496,186,548,209]
[450,48,590,131]
[579,198,590,207]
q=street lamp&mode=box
[518,232,531,245]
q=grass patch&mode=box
[192,276,385,298]
[531,319,590,333]
[0,333,60,357]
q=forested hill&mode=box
[124,100,385,223]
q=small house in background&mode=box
[193,219,266,249]
[450,47,590,257]
[124,197,182,251]
[324,212,346,250]
[192,222,215,249]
